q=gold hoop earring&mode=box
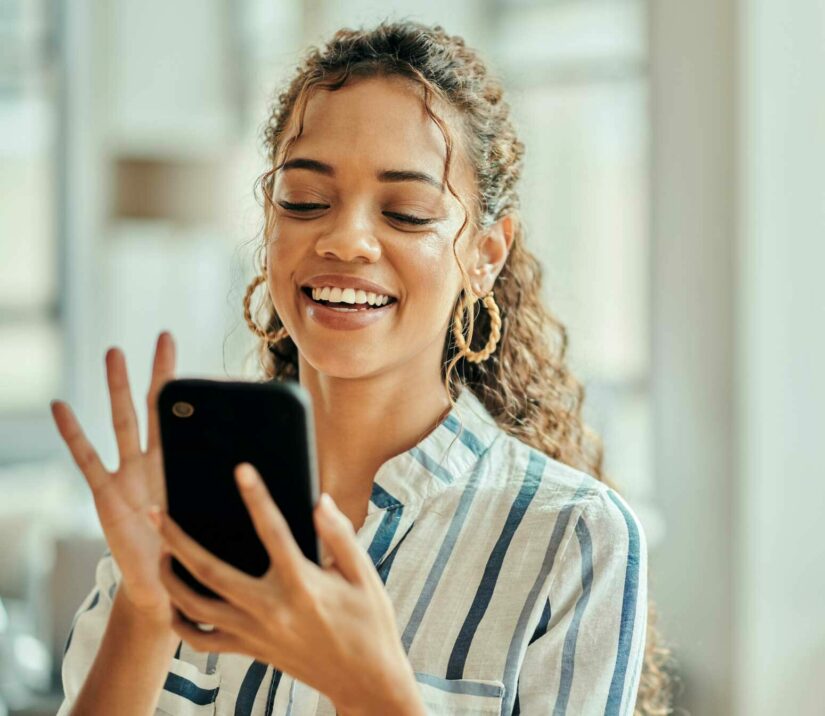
[243,271,289,345]
[452,290,502,363]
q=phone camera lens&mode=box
[172,401,195,418]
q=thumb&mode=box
[314,493,367,583]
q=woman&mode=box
[51,21,670,716]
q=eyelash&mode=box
[277,201,433,226]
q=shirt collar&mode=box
[367,385,503,513]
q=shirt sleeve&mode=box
[513,488,648,716]
[56,549,120,716]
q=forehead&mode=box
[283,75,468,183]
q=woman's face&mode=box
[266,75,480,380]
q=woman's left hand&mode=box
[148,462,424,716]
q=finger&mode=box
[313,493,373,585]
[159,552,257,638]
[50,400,111,493]
[50,401,135,525]
[235,464,305,585]
[105,347,141,464]
[146,331,176,454]
[155,509,260,609]
[170,607,246,655]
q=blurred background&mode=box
[0,0,822,714]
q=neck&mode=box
[297,348,453,506]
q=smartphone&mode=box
[158,378,321,600]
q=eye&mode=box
[277,201,329,213]
[383,211,435,226]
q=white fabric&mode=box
[57,385,647,715]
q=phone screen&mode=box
[158,378,320,599]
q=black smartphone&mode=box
[158,378,321,600]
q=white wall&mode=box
[648,1,737,713]
[737,1,825,713]
[651,1,825,714]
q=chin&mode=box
[299,346,389,379]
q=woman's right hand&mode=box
[51,331,177,627]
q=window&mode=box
[0,0,62,414]
[492,0,658,532]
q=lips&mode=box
[299,285,397,331]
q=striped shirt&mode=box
[58,384,647,715]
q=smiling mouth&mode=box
[300,286,398,311]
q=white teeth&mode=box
[309,285,393,307]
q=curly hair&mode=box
[244,20,673,714]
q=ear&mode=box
[466,214,517,295]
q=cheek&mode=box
[265,230,303,308]
[398,237,462,318]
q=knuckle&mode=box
[195,559,222,587]
[176,596,199,620]
[181,598,208,623]
[287,569,319,604]
[262,523,284,546]
[257,593,287,625]
[112,414,134,432]
[197,561,218,585]
[287,577,311,603]
[77,446,98,471]
[260,593,293,631]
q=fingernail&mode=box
[236,463,255,488]
[320,492,335,513]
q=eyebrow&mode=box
[280,157,443,192]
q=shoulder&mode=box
[486,434,646,551]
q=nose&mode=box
[314,205,381,263]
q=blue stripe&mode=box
[376,522,415,585]
[163,672,219,705]
[63,589,100,656]
[368,507,405,569]
[553,517,594,715]
[529,598,552,645]
[370,481,403,510]
[624,619,645,711]
[443,413,487,456]
[206,652,219,674]
[414,672,504,698]
[377,546,399,584]
[447,450,545,679]
[400,455,489,652]
[285,676,297,716]
[264,669,283,716]
[604,490,641,716]
[234,661,269,716]
[500,483,594,716]
[410,446,454,484]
